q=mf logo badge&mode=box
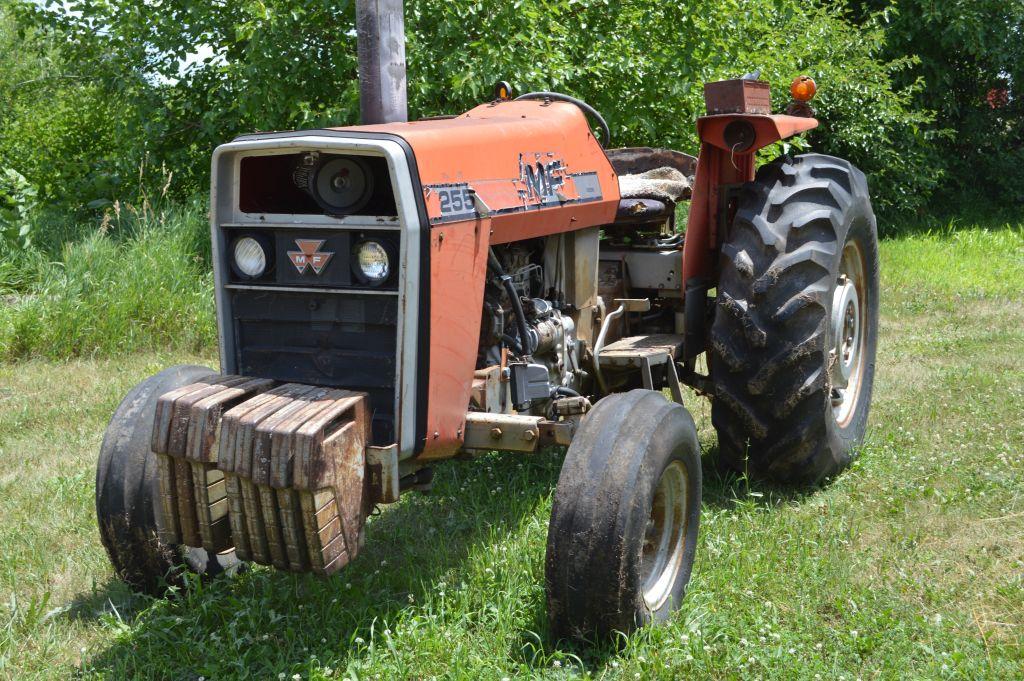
[288,239,333,275]
[519,153,566,202]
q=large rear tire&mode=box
[96,365,241,595]
[545,390,701,640]
[709,153,879,485]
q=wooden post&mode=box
[355,0,408,124]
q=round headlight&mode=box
[233,236,267,278]
[352,240,390,285]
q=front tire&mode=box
[96,365,241,595]
[545,390,702,640]
[709,154,880,484]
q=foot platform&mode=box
[598,333,686,403]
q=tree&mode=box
[13,0,939,215]
[850,0,1024,203]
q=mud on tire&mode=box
[709,154,879,485]
[545,390,702,640]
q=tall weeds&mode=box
[0,199,216,361]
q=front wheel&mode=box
[710,153,880,484]
[545,390,702,640]
[96,365,241,595]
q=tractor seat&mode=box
[617,167,692,202]
[606,146,696,203]
[605,147,695,223]
[612,169,692,223]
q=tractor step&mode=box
[598,334,686,404]
[151,377,371,576]
[599,333,684,368]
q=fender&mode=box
[681,113,818,285]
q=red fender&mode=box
[681,114,818,285]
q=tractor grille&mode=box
[228,288,398,444]
[212,136,426,457]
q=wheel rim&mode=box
[831,239,868,426]
[641,460,689,612]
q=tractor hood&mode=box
[325,99,620,243]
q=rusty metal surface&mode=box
[469,366,510,415]
[604,147,697,179]
[355,0,407,125]
[152,377,372,576]
[537,419,577,447]
[366,444,400,503]
[599,334,685,365]
[292,392,366,489]
[703,79,771,115]
[462,412,542,452]
[151,375,220,454]
[462,411,581,452]
[251,387,333,487]
[151,375,258,549]
[613,198,672,224]
[191,463,231,550]
[187,377,274,463]
[222,383,369,575]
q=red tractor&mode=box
[96,2,878,641]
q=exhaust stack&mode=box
[355,0,408,124]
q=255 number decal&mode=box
[436,185,476,218]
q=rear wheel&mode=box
[545,390,701,640]
[709,153,879,484]
[96,365,241,595]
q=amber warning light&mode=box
[790,75,817,102]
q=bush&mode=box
[0,168,38,250]
[409,0,938,216]
[849,0,1024,206]
[0,6,138,213]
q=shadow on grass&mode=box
[63,579,152,626]
[699,446,821,511]
[505,446,823,670]
[69,450,566,677]
[69,440,834,675]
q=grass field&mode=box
[1,219,1023,679]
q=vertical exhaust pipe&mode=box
[355,0,408,124]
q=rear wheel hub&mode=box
[830,241,868,426]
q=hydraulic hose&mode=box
[488,248,534,358]
[514,91,611,147]
[501,333,524,355]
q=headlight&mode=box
[352,240,390,286]
[232,236,268,278]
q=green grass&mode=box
[0,200,215,362]
[1,215,1023,678]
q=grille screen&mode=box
[230,289,398,444]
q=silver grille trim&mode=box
[210,136,422,458]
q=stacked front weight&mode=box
[151,375,275,551]
[217,384,370,575]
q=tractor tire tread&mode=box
[710,153,878,484]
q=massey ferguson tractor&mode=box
[96,1,878,641]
